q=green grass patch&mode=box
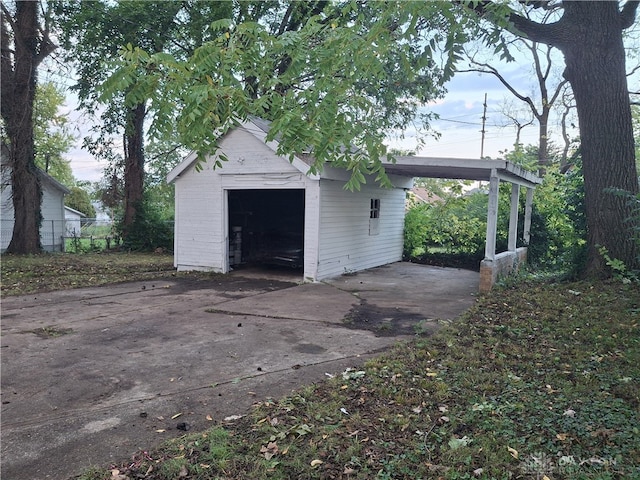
[76,279,640,479]
[0,252,176,296]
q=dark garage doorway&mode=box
[228,189,305,270]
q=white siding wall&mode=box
[1,164,13,250]
[316,180,406,280]
[173,158,223,271]
[40,185,66,251]
[173,127,311,272]
[65,209,83,236]
[173,124,409,280]
[1,172,66,252]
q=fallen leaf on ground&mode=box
[224,415,243,421]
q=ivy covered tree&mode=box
[1,0,57,254]
[476,0,639,276]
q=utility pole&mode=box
[480,93,487,158]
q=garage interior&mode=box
[228,189,305,270]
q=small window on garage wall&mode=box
[369,198,380,235]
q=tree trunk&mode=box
[1,2,47,254]
[537,109,549,176]
[559,3,639,276]
[122,103,146,238]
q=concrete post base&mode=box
[480,247,528,292]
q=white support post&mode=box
[523,187,534,245]
[484,170,500,261]
[508,183,520,252]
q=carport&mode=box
[383,156,542,291]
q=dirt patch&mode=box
[342,299,438,337]
[19,325,74,339]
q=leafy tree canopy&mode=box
[101,1,482,189]
[33,82,75,186]
[65,186,96,218]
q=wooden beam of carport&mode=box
[383,156,541,187]
[383,156,542,285]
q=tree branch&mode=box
[620,0,640,29]
[1,1,16,34]
[458,62,539,116]
[460,0,566,47]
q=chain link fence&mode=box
[1,218,118,253]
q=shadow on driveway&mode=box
[0,262,478,479]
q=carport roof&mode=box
[382,156,541,187]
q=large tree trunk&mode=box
[0,2,51,254]
[121,103,146,238]
[559,3,639,276]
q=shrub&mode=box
[118,195,173,252]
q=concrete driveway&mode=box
[1,262,478,480]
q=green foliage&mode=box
[404,187,514,267]
[33,82,75,186]
[118,194,173,252]
[525,160,587,274]
[65,186,96,218]
[100,2,481,189]
[403,143,589,275]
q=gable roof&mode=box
[167,117,316,184]
[166,120,541,188]
[64,205,86,217]
[1,143,70,194]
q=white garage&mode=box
[167,118,412,282]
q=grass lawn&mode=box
[73,278,638,480]
[0,252,175,296]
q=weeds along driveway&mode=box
[0,263,478,480]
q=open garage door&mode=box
[228,189,305,270]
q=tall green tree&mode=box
[53,0,202,237]
[33,81,75,186]
[103,2,465,187]
[65,186,96,218]
[1,1,57,254]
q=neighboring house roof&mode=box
[1,144,70,195]
[409,187,442,205]
[64,206,86,217]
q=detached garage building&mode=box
[167,118,412,282]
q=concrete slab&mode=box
[0,262,478,479]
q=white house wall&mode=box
[1,164,12,250]
[40,185,66,251]
[1,170,66,252]
[173,127,311,272]
[316,180,406,280]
